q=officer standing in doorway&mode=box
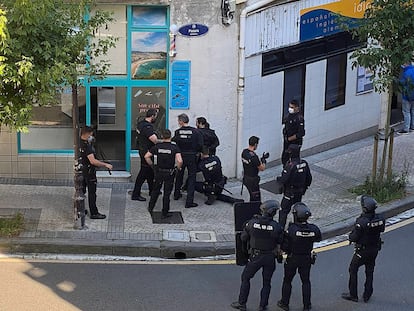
[282,100,305,166]
[231,200,284,311]
[145,129,183,218]
[241,136,268,202]
[79,126,113,219]
[276,144,312,229]
[172,113,204,208]
[341,195,385,303]
[131,109,159,201]
[195,147,243,205]
[277,202,322,311]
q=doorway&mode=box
[90,86,127,170]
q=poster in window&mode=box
[131,87,166,149]
[131,31,167,80]
[356,66,374,94]
[132,7,167,27]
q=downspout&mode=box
[236,0,276,178]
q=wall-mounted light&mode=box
[169,24,179,57]
[221,0,236,26]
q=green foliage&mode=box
[0,212,24,237]
[347,0,414,93]
[350,171,408,203]
[0,0,117,131]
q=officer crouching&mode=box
[231,200,284,311]
[195,147,244,205]
[341,195,385,303]
[277,202,321,311]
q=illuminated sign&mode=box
[300,0,371,41]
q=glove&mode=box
[260,152,270,164]
[310,251,317,265]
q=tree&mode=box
[1,0,117,228]
[347,0,414,181]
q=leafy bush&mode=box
[350,171,408,203]
[0,213,24,237]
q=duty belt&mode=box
[251,249,273,255]
[156,168,173,173]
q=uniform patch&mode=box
[253,223,274,231]
[295,231,315,237]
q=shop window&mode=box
[283,65,305,120]
[20,87,86,151]
[130,87,166,150]
[325,54,347,110]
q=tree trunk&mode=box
[378,85,394,182]
[72,84,87,229]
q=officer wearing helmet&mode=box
[276,144,312,229]
[342,195,385,303]
[277,202,321,311]
[231,200,284,311]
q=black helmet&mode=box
[287,144,300,158]
[292,202,311,223]
[361,195,377,213]
[260,200,280,218]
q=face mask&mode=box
[288,107,295,114]
[87,135,96,144]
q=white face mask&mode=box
[288,107,295,114]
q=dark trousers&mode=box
[195,182,241,204]
[132,153,154,198]
[238,253,276,308]
[243,175,261,202]
[148,171,175,215]
[82,173,98,215]
[281,255,312,308]
[348,248,378,299]
[279,193,302,229]
[175,153,197,205]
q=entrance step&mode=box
[96,171,131,183]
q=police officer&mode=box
[145,129,183,218]
[195,147,244,205]
[231,200,284,311]
[131,109,159,201]
[241,136,267,202]
[79,126,113,219]
[277,144,312,230]
[341,195,385,303]
[281,100,305,166]
[172,113,204,208]
[196,117,220,155]
[277,202,322,311]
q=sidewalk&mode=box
[1,130,414,259]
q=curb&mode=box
[1,196,413,259]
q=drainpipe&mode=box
[236,0,276,178]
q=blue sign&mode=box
[178,24,209,37]
[170,61,191,110]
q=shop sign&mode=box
[178,24,209,37]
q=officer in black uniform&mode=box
[277,144,312,229]
[281,100,305,166]
[172,113,204,208]
[341,195,385,303]
[195,147,244,205]
[277,202,322,311]
[145,129,183,218]
[231,200,284,311]
[241,136,266,202]
[131,109,159,201]
[79,126,113,219]
[196,117,220,155]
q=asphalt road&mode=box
[0,220,413,311]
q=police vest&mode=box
[248,217,280,251]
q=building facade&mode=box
[0,0,386,181]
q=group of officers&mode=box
[78,104,386,310]
[233,100,385,310]
[130,109,242,219]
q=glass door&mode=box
[90,86,127,170]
